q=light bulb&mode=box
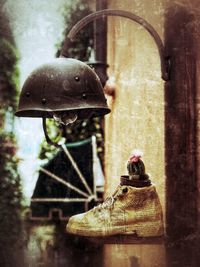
[53,112,78,126]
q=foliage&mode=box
[56,0,93,60]
[0,38,19,111]
[39,0,105,165]
[0,133,22,243]
[0,26,23,262]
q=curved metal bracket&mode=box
[42,117,61,148]
[61,9,170,81]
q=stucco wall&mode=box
[104,0,200,236]
[105,0,165,217]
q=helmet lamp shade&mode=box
[15,58,110,119]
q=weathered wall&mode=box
[105,0,200,238]
[105,0,165,217]
[196,16,200,234]
[164,0,200,239]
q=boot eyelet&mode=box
[122,187,128,194]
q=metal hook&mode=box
[61,9,170,81]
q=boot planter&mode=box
[66,150,164,237]
[66,184,163,237]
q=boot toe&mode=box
[66,213,89,235]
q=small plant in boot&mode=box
[127,149,145,179]
[123,149,152,187]
[66,151,164,237]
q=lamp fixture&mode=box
[15,9,170,147]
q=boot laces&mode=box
[96,196,115,210]
[94,186,126,211]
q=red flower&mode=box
[129,149,143,162]
[130,155,141,162]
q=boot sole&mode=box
[66,220,164,237]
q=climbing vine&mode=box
[0,32,22,264]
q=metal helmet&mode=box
[15,58,110,119]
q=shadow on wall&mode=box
[164,3,198,242]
